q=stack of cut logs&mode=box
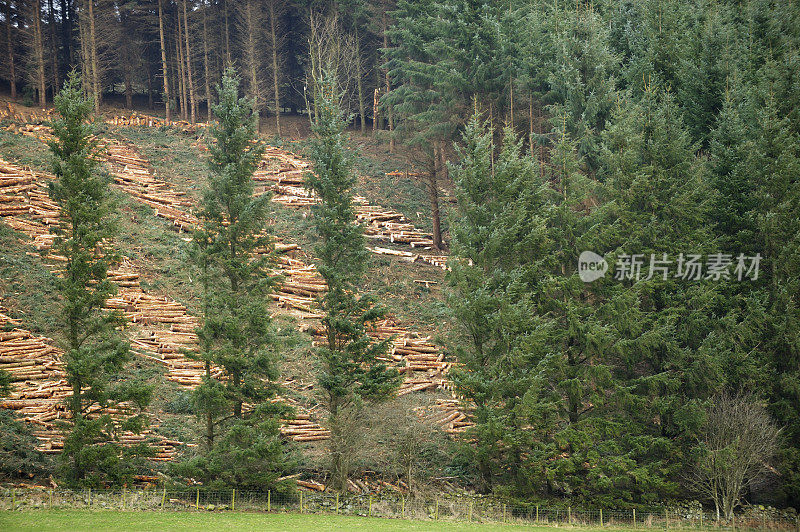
[0,303,187,460]
[0,105,54,125]
[106,113,206,133]
[103,140,198,232]
[256,148,447,268]
[416,399,475,435]
[2,123,469,447]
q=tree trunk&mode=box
[429,147,443,250]
[78,0,89,93]
[124,72,132,109]
[355,36,365,134]
[47,0,59,96]
[33,0,47,107]
[242,3,260,126]
[182,0,196,124]
[158,0,171,122]
[223,0,231,66]
[147,68,154,110]
[382,11,394,153]
[202,3,211,122]
[373,88,379,133]
[176,9,187,120]
[87,0,100,113]
[59,0,71,75]
[5,0,16,100]
[268,1,280,135]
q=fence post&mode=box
[633,508,636,528]
[600,508,603,527]
[231,489,235,511]
[161,486,166,510]
[401,495,405,519]
[196,488,199,510]
[336,492,339,514]
[568,506,572,524]
[267,490,271,512]
[369,495,373,517]
[299,490,303,513]
[536,504,539,524]
[88,487,91,507]
[435,498,439,520]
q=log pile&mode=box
[256,147,447,266]
[103,140,198,232]
[278,411,331,442]
[0,105,54,125]
[0,303,187,460]
[106,113,206,133]
[2,127,470,443]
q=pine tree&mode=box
[182,67,295,491]
[305,73,400,492]
[48,72,151,487]
[598,86,724,502]
[447,113,549,493]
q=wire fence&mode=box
[1,487,798,530]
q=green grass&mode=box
[0,224,60,338]
[0,510,615,532]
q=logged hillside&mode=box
[0,99,469,493]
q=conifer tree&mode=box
[305,72,400,492]
[447,113,549,493]
[183,67,294,490]
[48,72,151,487]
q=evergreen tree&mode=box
[546,3,619,172]
[182,67,295,491]
[305,73,400,492]
[48,71,151,487]
[598,87,723,502]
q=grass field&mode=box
[0,510,621,532]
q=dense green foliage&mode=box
[416,0,800,510]
[179,68,295,491]
[305,74,401,491]
[48,72,152,487]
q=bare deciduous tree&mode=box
[689,393,780,521]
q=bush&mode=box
[0,410,52,480]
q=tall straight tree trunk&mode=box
[147,68,154,109]
[158,0,171,122]
[47,0,59,95]
[176,10,187,120]
[33,0,47,106]
[78,1,89,93]
[59,0,71,72]
[242,3,260,127]
[202,3,211,122]
[124,72,132,109]
[429,145,443,250]
[355,36,365,134]
[268,0,280,135]
[4,0,16,100]
[223,0,231,65]
[182,0,196,124]
[87,0,100,113]
[382,11,394,152]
